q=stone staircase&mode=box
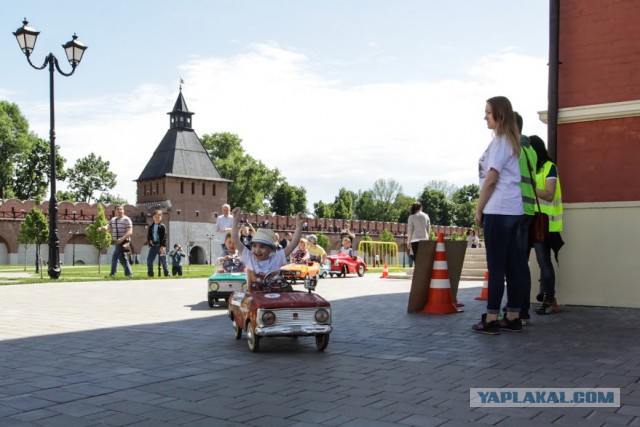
[387,246,487,281]
[461,247,487,281]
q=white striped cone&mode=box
[420,232,462,314]
[475,271,489,301]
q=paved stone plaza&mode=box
[1,276,639,426]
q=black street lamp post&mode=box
[13,19,87,279]
[402,232,407,268]
[205,234,214,265]
[69,230,79,266]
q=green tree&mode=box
[359,233,372,257]
[0,101,31,199]
[451,184,479,227]
[371,178,402,222]
[332,188,356,220]
[270,182,307,216]
[13,136,66,200]
[419,187,454,226]
[425,179,458,199]
[17,220,32,272]
[56,190,76,202]
[66,153,117,203]
[379,230,395,243]
[85,205,111,273]
[451,184,480,204]
[316,232,330,252]
[19,208,48,277]
[393,194,415,224]
[201,132,244,160]
[453,200,477,228]
[202,132,282,213]
[354,190,377,220]
[313,200,333,218]
[97,193,129,206]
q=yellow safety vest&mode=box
[534,161,563,232]
[519,137,538,216]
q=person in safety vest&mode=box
[514,112,538,324]
[529,135,564,315]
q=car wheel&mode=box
[247,322,260,352]
[320,271,327,279]
[357,264,365,277]
[329,273,334,278]
[341,265,347,278]
[233,321,242,340]
[315,333,330,351]
[208,297,214,308]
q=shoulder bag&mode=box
[522,149,549,244]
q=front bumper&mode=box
[208,290,233,299]
[255,324,332,337]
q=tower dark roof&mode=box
[136,91,230,182]
[171,90,192,116]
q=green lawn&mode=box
[0,263,216,285]
[0,264,398,286]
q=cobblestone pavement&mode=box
[1,275,639,426]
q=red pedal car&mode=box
[327,253,367,278]
[227,273,332,352]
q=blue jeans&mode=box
[147,246,170,276]
[111,243,133,276]
[483,214,525,314]
[507,215,532,318]
[533,240,555,303]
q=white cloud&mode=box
[25,43,548,210]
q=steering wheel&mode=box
[260,271,293,292]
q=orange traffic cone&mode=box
[474,271,489,301]
[420,233,462,314]
[380,264,389,278]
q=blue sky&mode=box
[1,1,550,211]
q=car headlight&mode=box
[242,282,248,291]
[209,282,219,291]
[261,310,276,326]
[333,260,340,267]
[315,308,330,324]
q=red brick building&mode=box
[538,0,640,307]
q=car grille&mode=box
[269,308,327,326]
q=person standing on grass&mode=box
[146,209,169,277]
[99,204,133,278]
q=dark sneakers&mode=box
[472,314,500,335]
[498,316,523,332]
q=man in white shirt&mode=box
[215,204,233,252]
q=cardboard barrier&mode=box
[407,239,467,313]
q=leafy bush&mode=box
[316,232,330,250]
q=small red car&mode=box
[227,274,332,352]
[327,253,367,278]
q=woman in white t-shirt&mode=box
[472,96,525,335]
